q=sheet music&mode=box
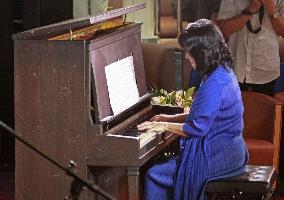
[105,56,139,115]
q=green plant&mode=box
[150,87,195,108]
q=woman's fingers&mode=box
[150,115,161,122]
[137,121,167,133]
[137,121,153,130]
[150,114,169,122]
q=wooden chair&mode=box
[274,91,284,181]
[242,91,283,171]
[206,93,282,199]
[156,0,188,38]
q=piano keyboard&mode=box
[122,127,161,148]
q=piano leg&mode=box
[127,166,140,200]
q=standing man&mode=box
[216,0,284,96]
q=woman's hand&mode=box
[137,121,167,133]
[150,114,172,122]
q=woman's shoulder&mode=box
[197,66,238,100]
[203,65,234,88]
[193,66,238,113]
[192,66,230,113]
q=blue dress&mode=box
[144,65,248,200]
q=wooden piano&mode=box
[14,4,179,200]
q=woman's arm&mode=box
[138,110,189,137]
[137,121,188,137]
[150,113,188,123]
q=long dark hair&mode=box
[178,19,232,77]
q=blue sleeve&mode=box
[183,75,226,137]
[183,110,219,137]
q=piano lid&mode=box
[12,3,146,40]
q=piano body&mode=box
[14,4,179,200]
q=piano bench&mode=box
[205,165,277,200]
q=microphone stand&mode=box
[0,120,116,200]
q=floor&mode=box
[0,166,284,200]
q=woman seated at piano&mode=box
[137,19,248,200]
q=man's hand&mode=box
[137,121,167,133]
[260,0,278,15]
[247,0,262,13]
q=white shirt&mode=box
[218,0,283,84]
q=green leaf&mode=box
[159,89,167,96]
[185,87,195,100]
[170,91,176,103]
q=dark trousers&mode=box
[239,80,276,96]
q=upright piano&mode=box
[14,4,179,200]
